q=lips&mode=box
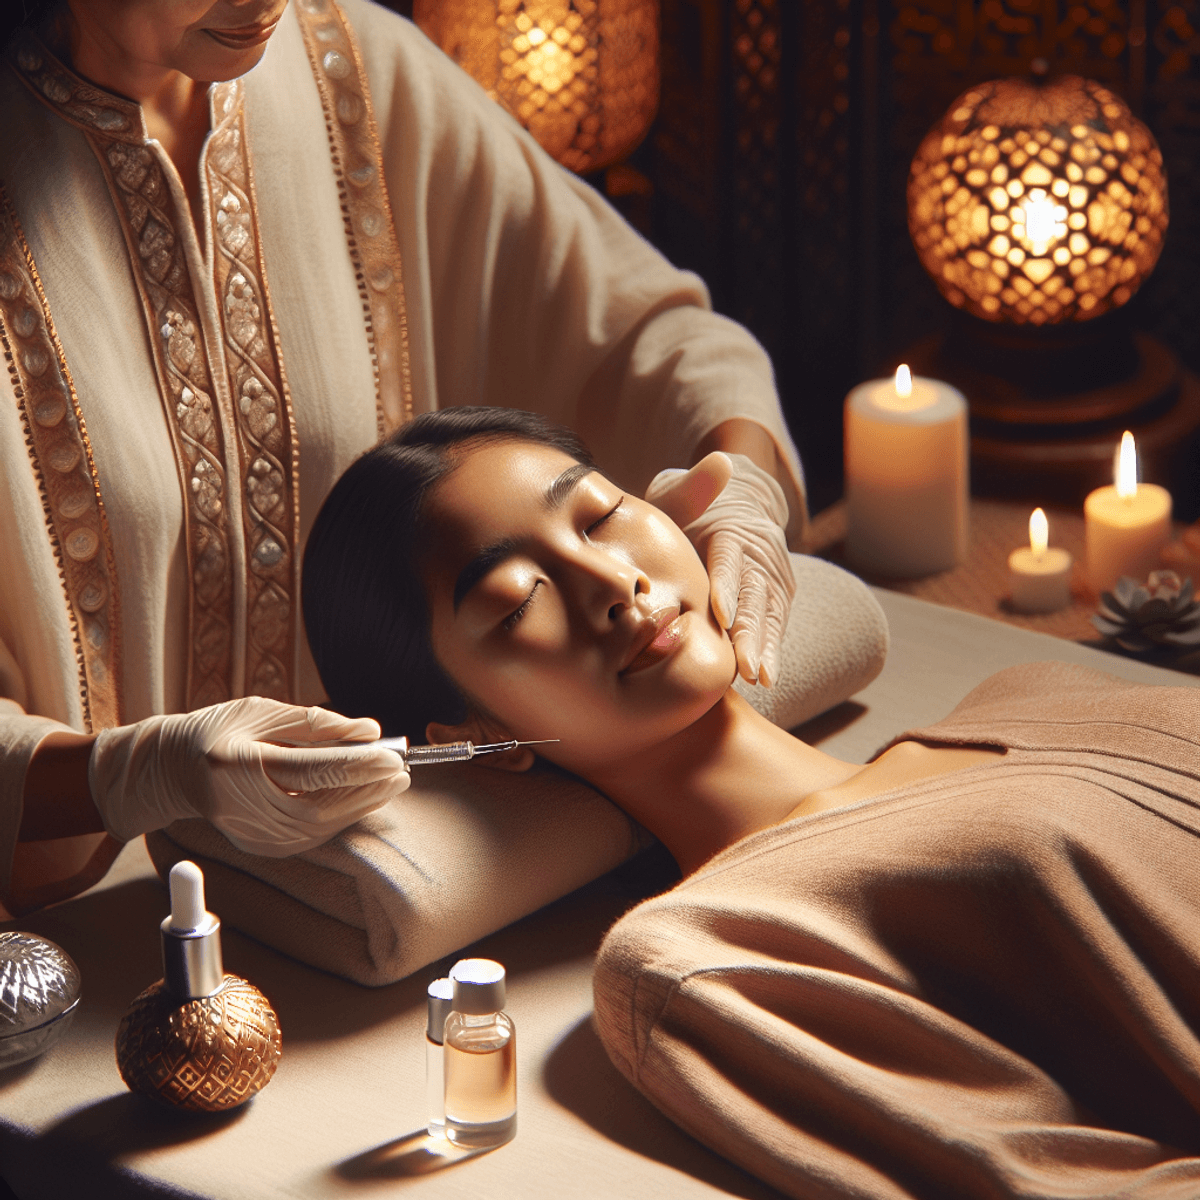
[620,606,684,676]
[204,15,283,49]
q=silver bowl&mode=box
[0,931,81,1069]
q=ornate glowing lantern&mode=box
[413,0,659,175]
[907,75,1168,327]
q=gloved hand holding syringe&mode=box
[372,737,559,765]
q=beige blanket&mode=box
[146,554,888,985]
[594,660,1200,1198]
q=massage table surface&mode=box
[1,590,1193,1200]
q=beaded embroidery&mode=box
[206,82,301,702]
[0,187,122,732]
[8,6,404,713]
[296,0,414,435]
[10,37,304,708]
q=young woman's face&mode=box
[422,440,737,775]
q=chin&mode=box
[180,40,272,82]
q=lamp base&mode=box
[905,321,1200,518]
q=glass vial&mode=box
[425,977,454,1138]
[444,958,516,1149]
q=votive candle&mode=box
[1084,432,1171,594]
[1008,508,1073,613]
[845,365,969,578]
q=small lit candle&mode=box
[1084,431,1172,594]
[1008,508,1073,613]
[845,365,968,578]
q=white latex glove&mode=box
[89,697,409,857]
[646,451,795,688]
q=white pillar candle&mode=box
[845,365,969,578]
[1084,431,1172,594]
[1008,508,1073,613]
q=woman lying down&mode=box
[303,407,1200,1199]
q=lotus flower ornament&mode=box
[1092,570,1200,653]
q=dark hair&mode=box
[302,407,596,737]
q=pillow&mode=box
[145,554,888,985]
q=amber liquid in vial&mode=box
[444,1016,516,1148]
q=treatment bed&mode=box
[1,588,1196,1200]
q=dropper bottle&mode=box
[425,977,454,1138]
[115,860,283,1112]
[443,958,516,1148]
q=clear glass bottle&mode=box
[425,977,454,1138]
[444,958,516,1149]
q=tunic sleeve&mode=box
[343,0,806,541]
[0,370,119,915]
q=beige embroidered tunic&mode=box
[0,0,803,906]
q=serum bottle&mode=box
[115,860,282,1112]
[443,958,516,1148]
[425,977,454,1138]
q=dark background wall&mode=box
[385,0,1199,513]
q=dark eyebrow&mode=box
[544,462,595,510]
[453,537,521,613]
[451,464,598,612]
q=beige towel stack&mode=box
[146,555,888,985]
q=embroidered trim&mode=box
[8,38,141,141]
[11,38,238,712]
[296,0,414,435]
[0,187,122,732]
[207,82,300,702]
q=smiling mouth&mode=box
[204,17,283,49]
[620,606,684,676]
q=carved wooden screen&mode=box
[654,0,1199,505]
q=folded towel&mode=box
[145,555,888,985]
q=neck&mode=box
[65,14,211,228]
[586,691,861,876]
[66,19,202,111]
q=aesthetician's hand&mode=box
[646,451,795,688]
[89,698,409,857]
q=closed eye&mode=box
[503,580,540,630]
[586,497,623,536]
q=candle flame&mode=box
[1029,507,1048,557]
[1115,430,1138,499]
[894,364,912,399]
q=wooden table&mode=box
[805,497,1200,670]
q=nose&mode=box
[567,544,648,629]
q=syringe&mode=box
[374,736,559,766]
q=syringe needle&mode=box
[394,737,560,766]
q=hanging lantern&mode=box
[907,76,1168,327]
[414,0,659,175]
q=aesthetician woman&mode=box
[0,0,803,913]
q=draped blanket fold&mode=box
[594,661,1200,1199]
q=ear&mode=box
[425,714,536,773]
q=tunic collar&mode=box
[8,31,149,143]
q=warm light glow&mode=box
[413,0,659,176]
[895,364,912,398]
[1014,191,1067,257]
[1116,430,1138,498]
[907,76,1169,326]
[1029,507,1049,557]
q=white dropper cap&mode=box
[449,958,506,1015]
[160,860,223,999]
[167,861,206,932]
